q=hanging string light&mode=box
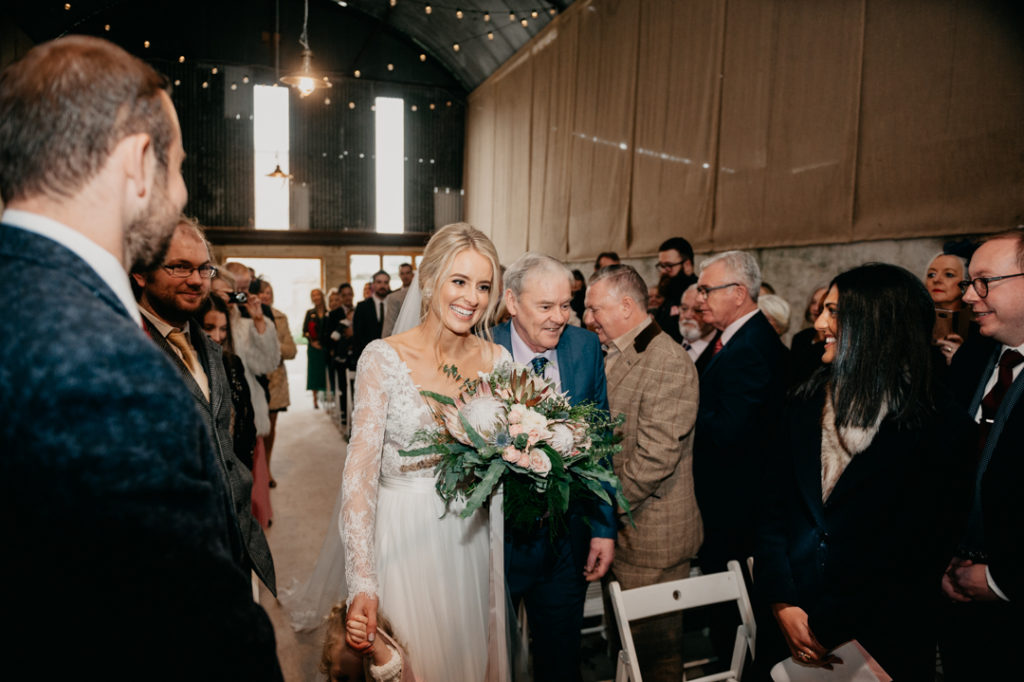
[280,0,332,98]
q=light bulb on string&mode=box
[487,31,493,40]
[354,69,361,78]
[531,11,538,19]
[520,18,528,27]
[509,12,515,22]
[280,0,332,98]
[483,13,490,22]
[419,53,426,62]
[452,43,460,52]
[456,9,463,20]
[425,5,431,14]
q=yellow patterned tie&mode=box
[166,330,197,372]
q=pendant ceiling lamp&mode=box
[280,0,332,97]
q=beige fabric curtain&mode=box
[464,83,497,241]
[565,0,638,261]
[715,0,863,249]
[527,13,580,260]
[464,0,1023,259]
[630,0,726,254]
[854,0,1024,240]
[490,56,534,260]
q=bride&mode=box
[342,223,510,681]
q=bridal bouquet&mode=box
[400,361,628,537]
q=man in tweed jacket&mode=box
[585,265,702,681]
[133,219,276,594]
[0,36,281,679]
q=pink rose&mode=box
[502,446,521,463]
[527,426,553,446]
[509,423,524,438]
[529,449,552,476]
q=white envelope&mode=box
[770,640,892,682]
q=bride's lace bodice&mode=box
[341,339,510,601]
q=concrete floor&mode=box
[257,351,347,681]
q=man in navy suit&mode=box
[351,269,390,365]
[0,36,281,679]
[493,252,615,682]
[693,250,788,573]
[940,229,1024,680]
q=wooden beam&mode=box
[205,228,432,248]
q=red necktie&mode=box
[713,334,724,355]
[979,349,1023,446]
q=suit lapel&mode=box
[143,318,211,410]
[188,319,223,415]
[605,322,660,393]
[556,333,581,402]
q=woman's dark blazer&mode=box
[754,387,974,680]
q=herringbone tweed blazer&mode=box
[606,321,703,583]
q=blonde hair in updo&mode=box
[418,222,502,342]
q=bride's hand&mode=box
[346,593,378,653]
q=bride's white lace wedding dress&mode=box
[342,339,511,681]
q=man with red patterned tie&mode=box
[940,228,1024,680]
[693,250,788,575]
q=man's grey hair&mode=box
[590,264,648,309]
[504,252,573,299]
[699,250,762,302]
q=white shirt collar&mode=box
[509,318,557,365]
[2,208,142,327]
[720,308,760,347]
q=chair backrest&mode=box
[609,560,756,682]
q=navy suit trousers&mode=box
[506,514,591,682]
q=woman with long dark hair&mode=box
[754,263,973,680]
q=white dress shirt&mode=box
[509,320,562,392]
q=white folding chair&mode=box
[609,559,756,682]
[582,580,607,637]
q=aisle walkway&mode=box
[257,351,348,681]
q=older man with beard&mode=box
[679,283,717,368]
[0,36,281,679]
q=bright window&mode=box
[375,96,404,233]
[254,85,290,230]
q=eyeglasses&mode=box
[958,273,1024,298]
[162,264,218,279]
[695,282,740,297]
[656,260,685,271]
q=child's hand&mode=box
[346,613,373,653]
[346,594,377,653]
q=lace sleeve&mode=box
[341,341,390,603]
